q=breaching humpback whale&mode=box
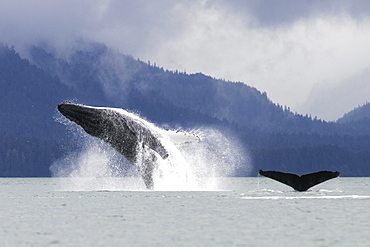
[258,170,340,191]
[58,101,199,189]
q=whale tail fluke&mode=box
[259,170,340,191]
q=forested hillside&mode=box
[0,45,70,176]
[28,44,330,134]
[338,102,370,123]
[1,42,370,177]
[0,45,75,140]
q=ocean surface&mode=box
[1,177,369,246]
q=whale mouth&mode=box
[58,101,103,133]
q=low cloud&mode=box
[298,69,370,121]
[1,0,370,119]
[149,6,370,115]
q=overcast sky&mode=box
[1,0,370,120]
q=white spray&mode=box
[51,109,252,191]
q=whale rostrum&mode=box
[57,101,199,189]
[259,170,340,191]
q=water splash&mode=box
[51,111,252,191]
[178,127,251,190]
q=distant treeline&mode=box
[0,133,64,176]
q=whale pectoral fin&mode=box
[139,161,154,190]
[142,164,154,190]
[140,132,169,160]
[165,130,200,144]
[300,171,340,190]
[137,152,157,190]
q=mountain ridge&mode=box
[1,42,370,177]
[337,102,370,123]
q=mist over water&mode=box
[51,110,252,191]
[178,128,251,189]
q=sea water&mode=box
[1,177,369,246]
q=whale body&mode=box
[58,101,199,189]
[259,170,340,191]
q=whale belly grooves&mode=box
[57,101,173,189]
[259,170,340,191]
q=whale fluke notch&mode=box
[258,170,340,191]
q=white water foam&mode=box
[242,195,370,200]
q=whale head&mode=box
[58,101,108,138]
